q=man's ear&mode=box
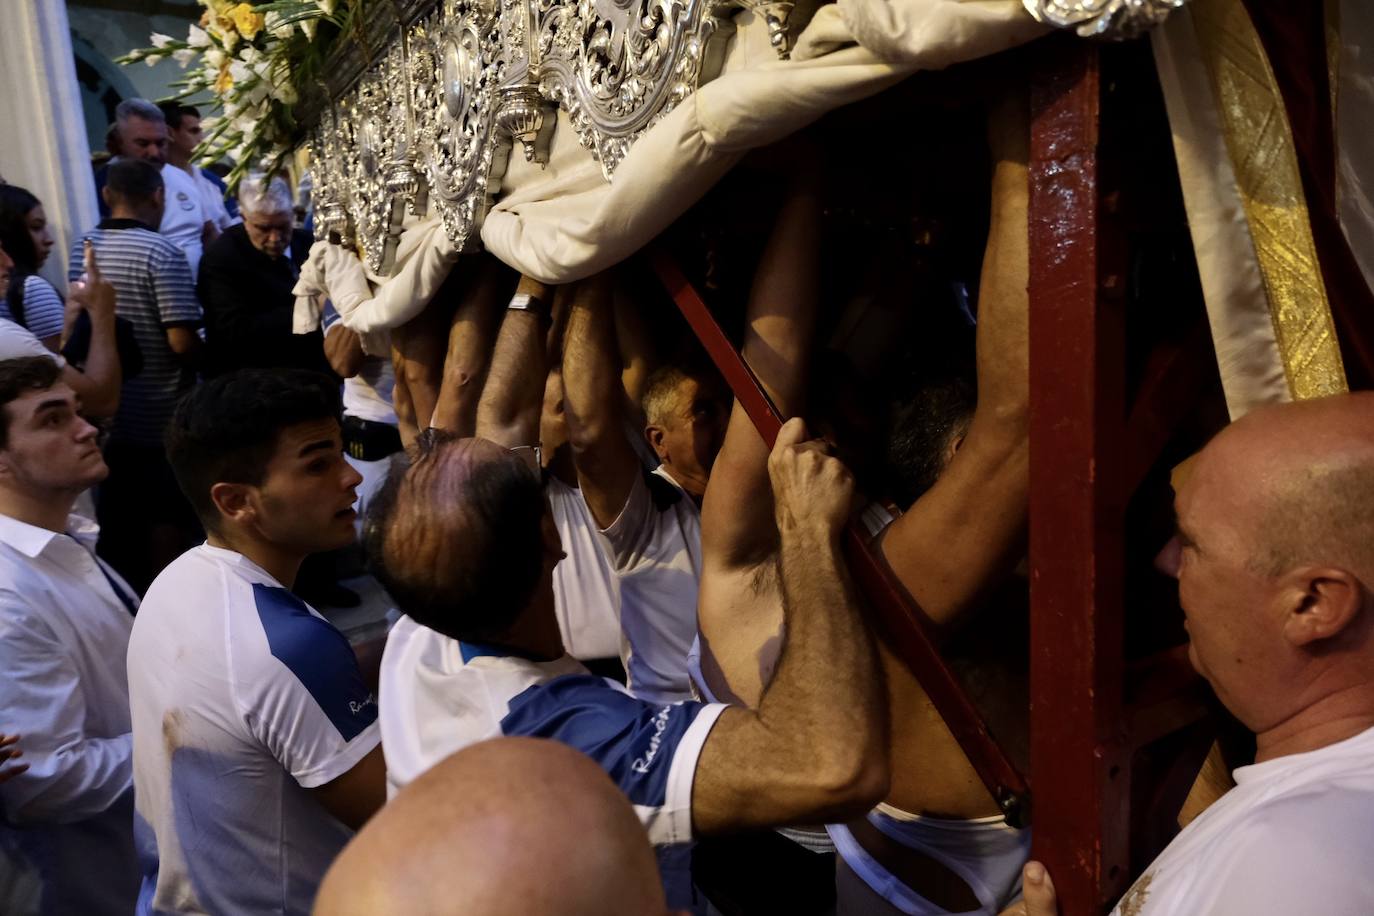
[644,425,666,461]
[945,432,966,465]
[1278,566,1364,647]
[209,481,256,529]
[101,186,114,210]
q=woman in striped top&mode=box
[0,185,67,352]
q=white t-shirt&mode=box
[378,614,725,846]
[548,475,623,660]
[127,545,380,915]
[159,163,208,281]
[1113,724,1374,915]
[191,168,235,232]
[598,465,702,704]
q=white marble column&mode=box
[0,0,99,292]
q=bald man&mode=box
[314,738,673,916]
[1013,392,1374,916]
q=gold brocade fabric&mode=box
[1190,0,1348,399]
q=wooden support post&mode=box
[1028,38,1131,913]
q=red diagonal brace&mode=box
[650,248,1032,824]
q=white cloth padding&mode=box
[319,0,1043,331]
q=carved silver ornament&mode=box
[308,0,810,273]
[1021,0,1187,40]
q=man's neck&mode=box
[109,206,156,228]
[206,529,305,589]
[1254,681,1374,764]
[499,588,566,661]
[658,462,706,505]
[168,149,193,173]
[0,486,76,534]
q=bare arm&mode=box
[562,273,642,528]
[474,275,550,449]
[324,323,365,379]
[612,281,657,422]
[700,155,824,573]
[876,97,1030,630]
[165,326,201,362]
[309,745,385,831]
[433,257,510,436]
[63,241,121,418]
[691,419,888,833]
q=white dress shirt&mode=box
[0,512,139,916]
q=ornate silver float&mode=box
[1021,0,1187,41]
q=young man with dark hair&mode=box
[159,102,235,233]
[72,157,202,593]
[127,369,384,915]
[0,356,141,915]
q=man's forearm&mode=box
[759,522,886,806]
[475,307,544,448]
[562,279,623,449]
[77,312,121,417]
[971,150,1030,436]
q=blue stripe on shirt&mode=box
[500,674,706,808]
[251,584,378,741]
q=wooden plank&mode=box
[1028,37,1131,913]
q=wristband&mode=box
[508,292,551,322]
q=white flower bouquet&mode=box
[120,0,357,188]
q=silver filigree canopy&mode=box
[310,0,791,274]
[1022,0,1187,40]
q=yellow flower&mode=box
[230,3,264,41]
[214,59,234,94]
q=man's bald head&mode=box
[365,432,552,643]
[314,738,669,916]
[1187,392,1374,580]
[1168,393,1374,736]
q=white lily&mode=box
[150,32,174,49]
[173,47,198,67]
[187,24,211,49]
[317,0,337,15]
[265,12,294,40]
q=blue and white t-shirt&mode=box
[127,545,380,915]
[379,614,726,846]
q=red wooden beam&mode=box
[650,247,1032,822]
[1028,39,1131,913]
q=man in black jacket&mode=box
[197,175,332,379]
[197,175,355,606]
